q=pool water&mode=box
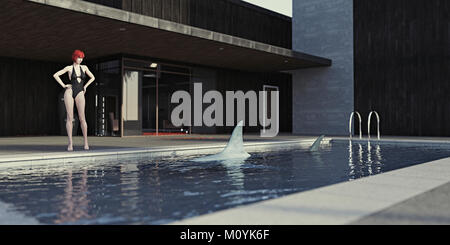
[0,141,449,224]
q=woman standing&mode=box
[53,50,95,151]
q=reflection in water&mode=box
[148,161,163,215]
[355,142,364,178]
[348,140,384,180]
[358,142,363,166]
[375,144,383,172]
[348,140,355,180]
[310,152,324,165]
[367,141,372,175]
[219,159,245,188]
[120,163,139,216]
[54,169,92,224]
[309,138,330,165]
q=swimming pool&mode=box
[0,140,449,224]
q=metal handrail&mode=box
[368,111,380,140]
[349,111,362,139]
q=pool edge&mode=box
[0,138,331,169]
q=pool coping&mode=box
[332,137,450,146]
[1,136,448,169]
[0,138,330,169]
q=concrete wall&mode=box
[291,0,354,135]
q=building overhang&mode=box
[1,0,331,72]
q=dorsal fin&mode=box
[221,120,247,155]
[192,120,250,162]
[309,135,325,152]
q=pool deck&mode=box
[0,133,314,156]
[0,133,323,168]
[0,134,449,224]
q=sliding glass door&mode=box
[157,72,190,134]
[122,58,191,136]
[142,70,157,133]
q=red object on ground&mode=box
[142,132,186,136]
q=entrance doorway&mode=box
[142,70,157,132]
[156,72,190,135]
[122,58,191,136]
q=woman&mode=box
[53,50,95,151]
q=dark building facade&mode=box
[4,0,444,138]
[354,0,450,136]
[0,0,327,137]
[292,0,449,137]
[85,0,292,49]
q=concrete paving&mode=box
[0,133,310,155]
[351,181,450,225]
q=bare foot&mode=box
[67,144,73,152]
[84,145,89,150]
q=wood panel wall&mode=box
[115,0,292,49]
[0,56,97,136]
[354,0,450,136]
[215,69,292,134]
[0,57,65,136]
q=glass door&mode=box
[122,58,191,136]
[92,59,121,136]
[122,69,142,136]
[142,70,157,133]
[157,72,191,134]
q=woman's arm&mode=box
[83,65,95,90]
[53,66,70,88]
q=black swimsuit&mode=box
[70,65,86,99]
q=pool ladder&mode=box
[349,111,362,139]
[368,111,380,140]
[349,111,381,140]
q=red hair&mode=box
[72,49,85,62]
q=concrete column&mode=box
[291,0,354,135]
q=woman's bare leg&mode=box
[75,91,89,150]
[64,88,74,151]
